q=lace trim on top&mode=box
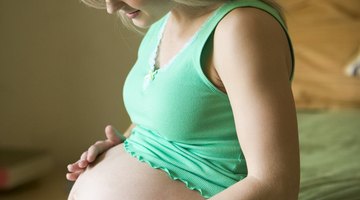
[123,140,212,199]
[142,11,211,91]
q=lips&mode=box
[127,10,139,14]
[125,10,140,19]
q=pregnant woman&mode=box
[66,0,300,199]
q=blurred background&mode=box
[0,0,359,199]
[0,0,141,199]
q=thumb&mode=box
[105,125,126,143]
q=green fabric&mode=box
[122,0,292,198]
[297,109,360,200]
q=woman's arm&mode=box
[209,8,300,200]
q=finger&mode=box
[67,162,86,172]
[105,125,121,143]
[67,162,79,172]
[87,141,112,162]
[105,125,125,143]
[66,171,83,181]
[78,151,90,168]
[80,151,88,161]
[78,159,89,168]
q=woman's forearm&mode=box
[209,175,299,200]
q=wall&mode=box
[0,0,141,166]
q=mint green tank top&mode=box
[123,0,294,198]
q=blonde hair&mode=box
[80,0,285,33]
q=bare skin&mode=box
[68,143,205,200]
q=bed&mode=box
[273,1,360,198]
[297,109,360,200]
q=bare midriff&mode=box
[68,143,205,200]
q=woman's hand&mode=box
[66,125,125,181]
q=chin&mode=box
[133,20,153,29]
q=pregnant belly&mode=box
[68,143,205,200]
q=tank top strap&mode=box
[194,0,295,81]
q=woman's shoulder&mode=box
[213,6,290,61]
[212,6,293,81]
[215,6,286,40]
